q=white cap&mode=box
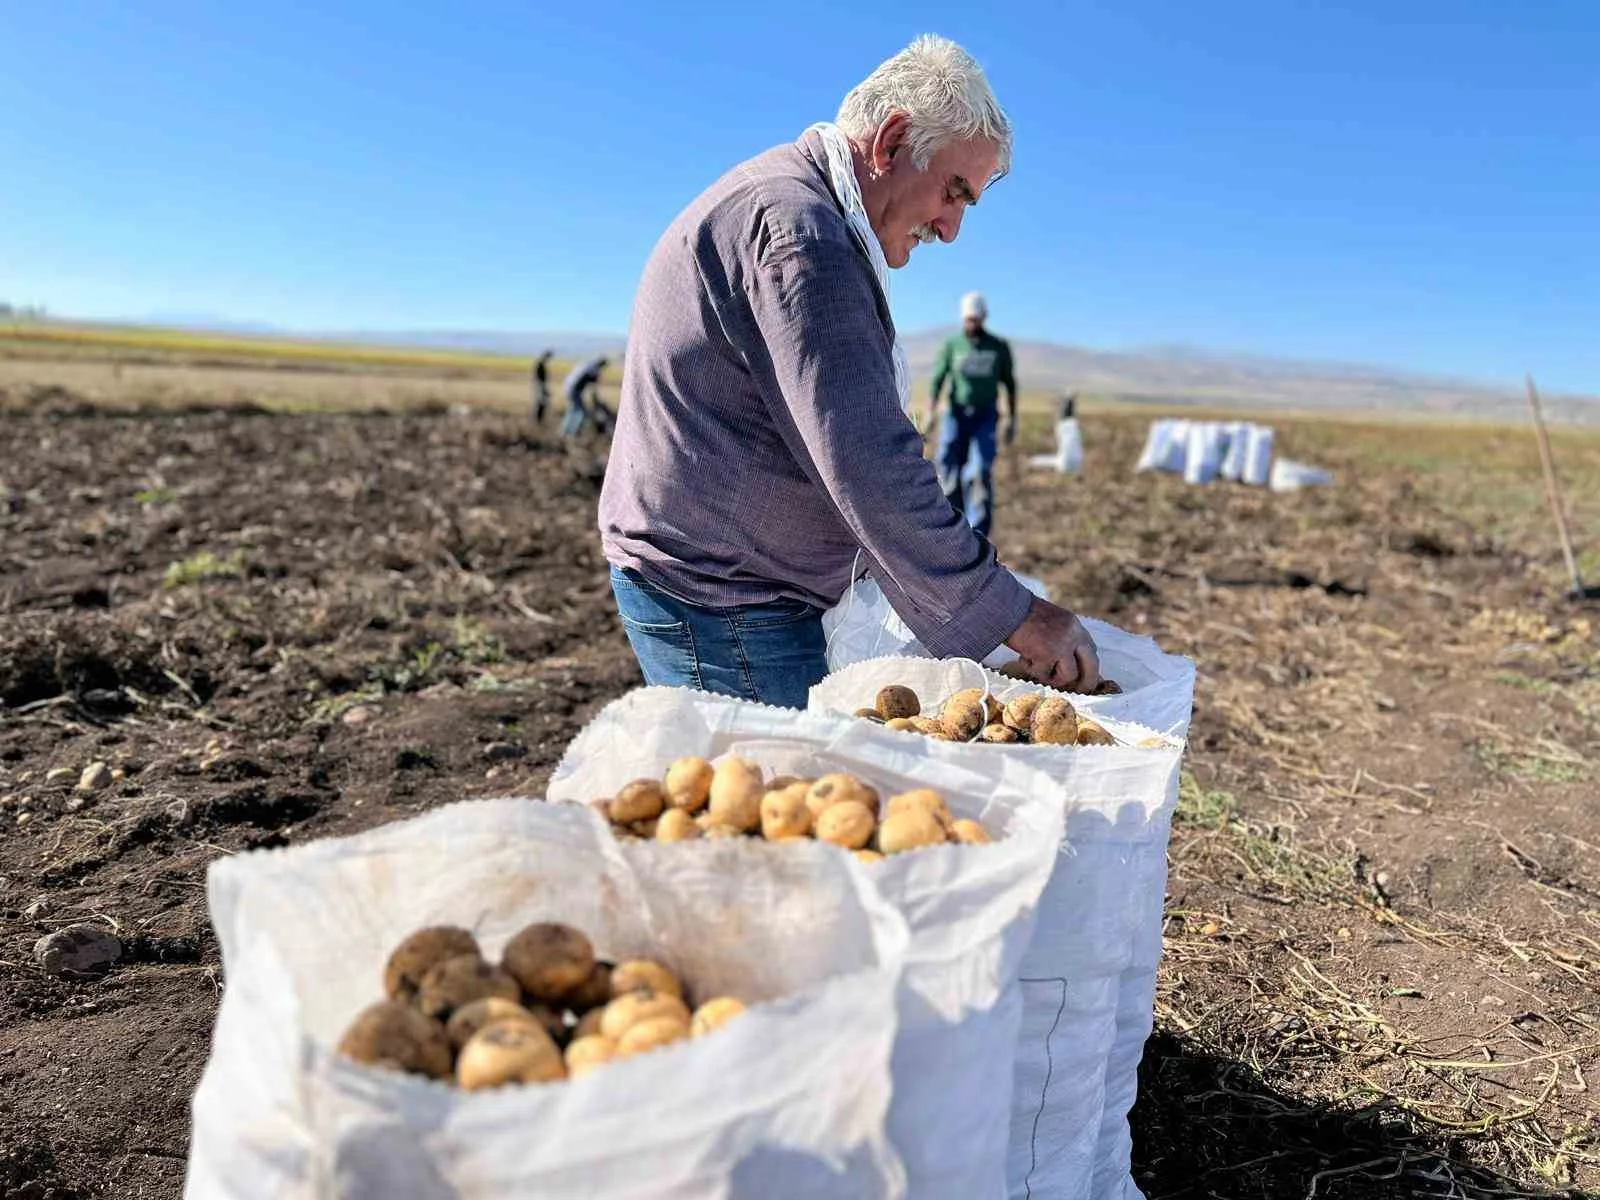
[960,291,987,320]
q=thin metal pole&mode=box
[1526,375,1585,595]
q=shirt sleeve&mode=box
[998,338,1016,392]
[740,232,1032,659]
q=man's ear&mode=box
[871,112,911,174]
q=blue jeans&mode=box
[936,408,999,539]
[560,394,587,437]
[609,566,828,710]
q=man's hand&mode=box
[1003,596,1101,692]
[1004,417,1018,446]
[922,405,940,439]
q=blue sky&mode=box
[2,1,1595,391]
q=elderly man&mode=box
[599,35,1100,709]
[928,290,1017,539]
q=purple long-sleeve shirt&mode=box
[599,130,1033,660]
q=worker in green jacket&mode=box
[925,291,1016,539]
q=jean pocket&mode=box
[731,596,820,630]
[611,571,688,636]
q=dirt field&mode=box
[2,379,1598,1198]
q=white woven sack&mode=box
[184,800,911,1199]
[547,688,1068,1200]
[808,658,1188,1200]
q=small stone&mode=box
[485,766,506,781]
[1199,921,1221,937]
[65,796,88,813]
[1528,972,1545,984]
[18,770,34,784]
[45,767,75,784]
[76,762,112,793]
[1337,927,1352,939]
[34,925,123,977]
[0,794,13,809]
[1481,995,1506,1007]
[482,742,526,762]
[341,705,377,727]
[110,768,126,782]
[16,812,32,827]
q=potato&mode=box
[567,961,613,1014]
[338,1000,452,1079]
[878,808,948,855]
[564,1034,617,1078]
[599,989,692,1042]
[805,773,880,820]
[655,808,701,842]
[444,996,542,1052]
[949,818,992,845]
[909,716,953,740]
[573,1007,605,1040]
[815,800,875,850]
[615,1015,691,1058]
[979,723,1019,744]
[940,697,987,742]
[950,688,1003,725]
[628,817,661,839]
[884,717,917,732]
[853,707,885,723]
[456,1020,565,1090]
[691,996,747,1037]
[416,954,521,1021]
[1002,694,1043,736]
[1094,678,1123,696]
[611,778,666,823]
[1031,697,1079,745]
[854,849,885,864]
[699,820,748,839]
[761,782,812,840]
[874,685,921,720]
[707,757,764,832]
[383,926,480,1002]
[885,788,951,827]
[611,959,683,1000]
[664,756,715,813]
[502,922,597,1005]
[1076,716,1116,746]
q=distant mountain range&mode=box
[897,333,1599,426]
[128,315,1597,425]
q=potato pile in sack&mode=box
[548,687,1069,1200]
[809,655,1191,1200]
[183,799,911,1199]
[823,577,1197,742]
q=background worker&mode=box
[927,290,1017,540]
[561,355,609,439]
[531,350,554,424]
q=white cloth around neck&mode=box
[809,122,912,415]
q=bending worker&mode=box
[927,290,1016,540]
[598,35,1100,708]
[561,355,609,439]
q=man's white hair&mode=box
[836,35,1012,178]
